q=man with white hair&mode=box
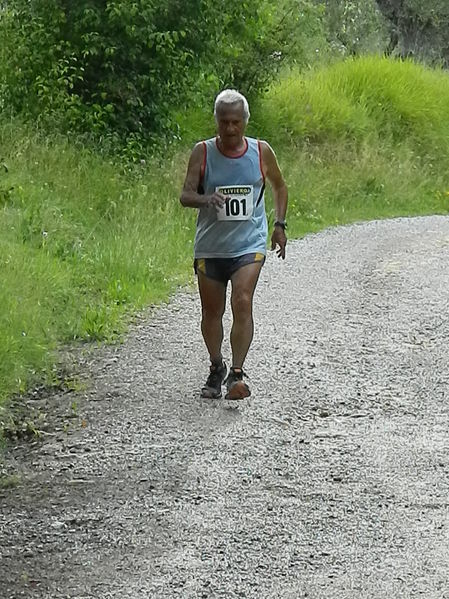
[180,89,288,400]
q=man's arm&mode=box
[260,141,288,259]
[180,143,226,210]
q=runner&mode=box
[180,89,288,399]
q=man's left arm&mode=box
[260,141,288,259]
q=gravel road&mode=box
[1,215,449,599]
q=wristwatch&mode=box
[274,220,287,230]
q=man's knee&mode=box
[202,304,225,320]
[231,291,253,316]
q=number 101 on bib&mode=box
[215,185,254,221]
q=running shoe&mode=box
[201,361,227,399]
[225,367,251,400]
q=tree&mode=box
[374,0,449,65]
[0,0,324,146]
[320,0,388,57]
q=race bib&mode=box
[215,185,254,221]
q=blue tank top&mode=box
[194,136,267,258]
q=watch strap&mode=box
[274,221,287,230]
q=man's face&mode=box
[215,102,246,145]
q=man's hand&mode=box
[271,227,287,259]
[205,192,228,212]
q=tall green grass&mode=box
[260,56,449,149]
[1,56,449,408]
[256,56,449,237]
[0,122,195,403]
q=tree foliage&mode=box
[0,0,324,146]
[319,0,388,57]
[374,0,449,65]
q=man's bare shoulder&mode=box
[258,139,277,157]
[186,141,205,169]
[190,141,204,156]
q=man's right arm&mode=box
[180,143,226,210]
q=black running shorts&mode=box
[194,252,265,285]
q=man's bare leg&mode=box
[229,261,263,369]
[197,272,227,364]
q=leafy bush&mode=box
[0,0,325,148]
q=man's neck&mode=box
[217,136,246,156]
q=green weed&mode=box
[0,474,20,489]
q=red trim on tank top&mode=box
[215,137,248,159]
[200,141,207,182]
[257,139,265,183]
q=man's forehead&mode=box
[216,102,245,118]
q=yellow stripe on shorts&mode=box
[197,258,206,274]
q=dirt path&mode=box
[1,216,449,599]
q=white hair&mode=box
[214,89,250,123]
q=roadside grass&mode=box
[274,141,449,239]
[1,56,449,411]
[256,56,449,235]
[0,121,195,405]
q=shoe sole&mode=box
[225,381,251,400]
[201,386,223,399]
